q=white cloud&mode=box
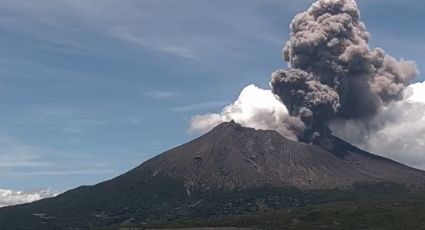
[408,81,425,103]
[331,81,425,169]
[0,188,57,208]
[189,84,305,140]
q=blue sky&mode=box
[0,0,424,192]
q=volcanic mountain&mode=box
[141,121,425,190]
[1,122,425,229]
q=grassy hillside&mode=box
[111,183,424,230]
[134,193,425,230]
[1,176,423,229]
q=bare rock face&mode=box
[137,122,425,190]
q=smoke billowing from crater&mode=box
[190,0,425,168]
[270,0,418,142]
[191,0,423,157]
[189,85,306,141]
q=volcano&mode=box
[141,121,425,189]
[1,122,425,229]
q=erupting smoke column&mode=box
[270,0,418,142]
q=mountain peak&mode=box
[207,121,281,139]
[135,122,425,191]
[210,120,243,132]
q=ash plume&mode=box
[270,0,418,142]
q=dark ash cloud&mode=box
[270,0,418,142]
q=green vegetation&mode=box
[113,183,425,230]
[131,194,425,230]
[2,177,424,230]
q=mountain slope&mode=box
[137,121,425,190]
[1,122,425,229]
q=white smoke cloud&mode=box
[0,188,57,208]
[190,81,425,169]
[330,81,425,169]
[408,81,425,103]
[189,84,305,140]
